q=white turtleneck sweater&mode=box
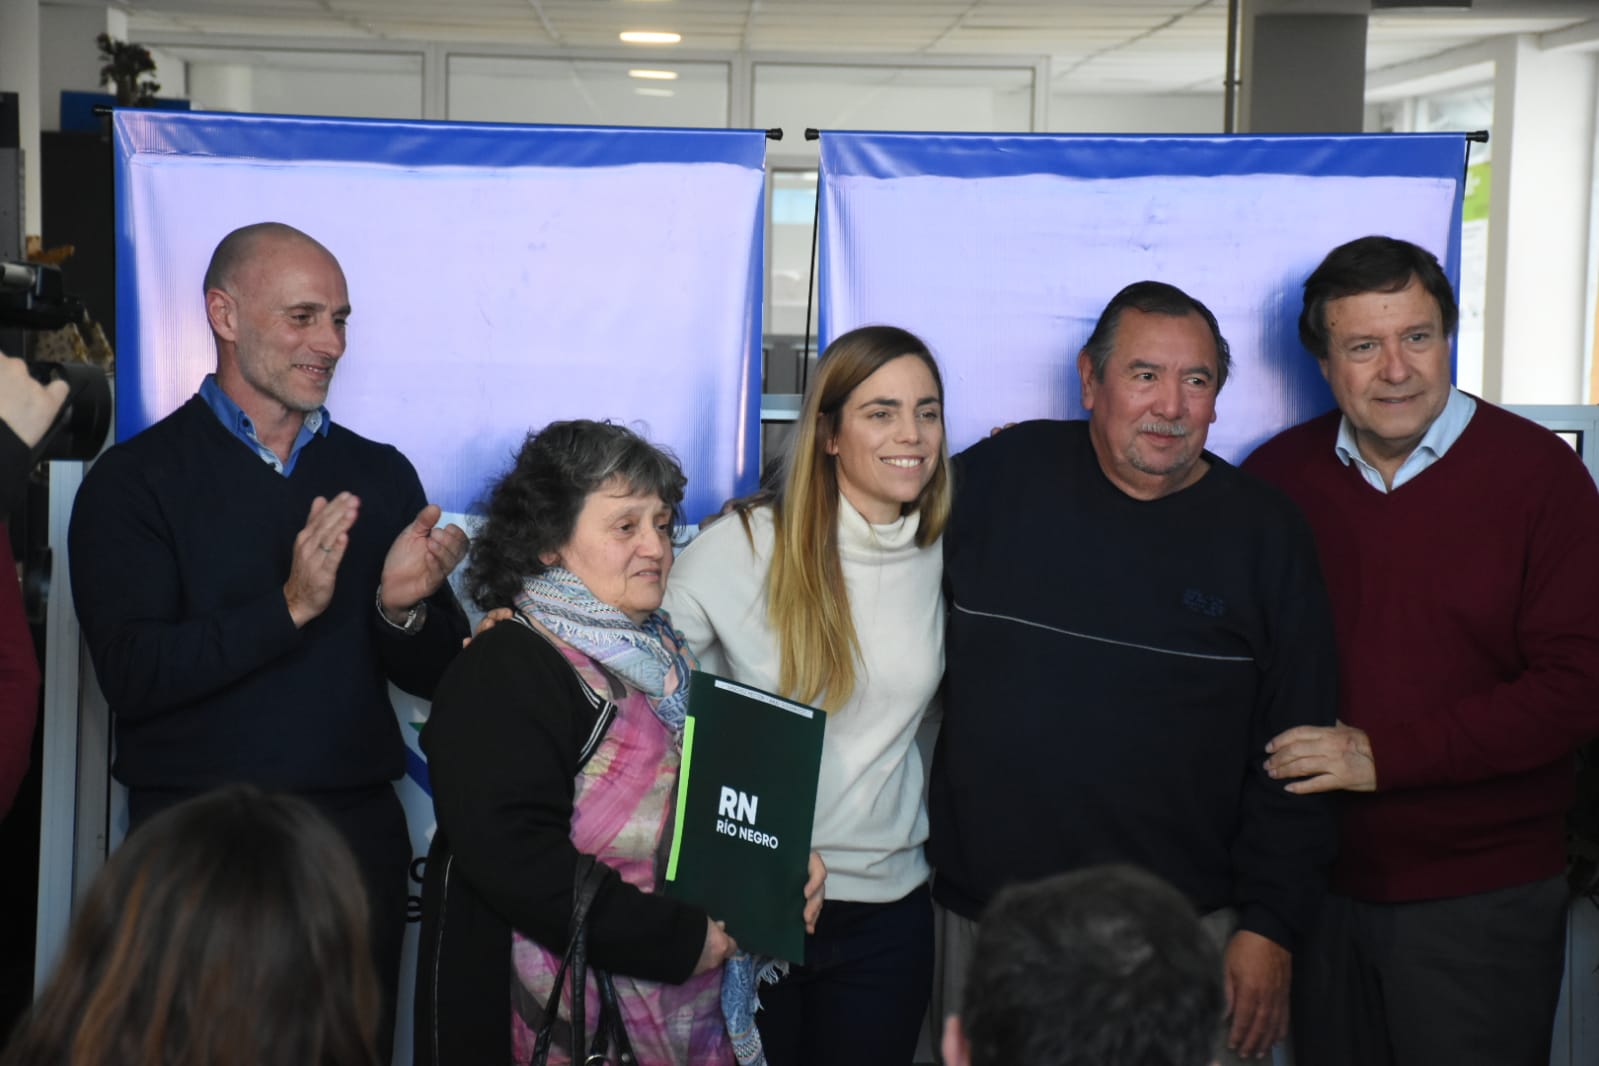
[662,498,944,904]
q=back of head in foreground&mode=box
[946,864,1224,1066]
[1,785,380,1066]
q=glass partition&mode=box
[174,48,424,120]
[754,63,1035,134]
[447,56,731,127]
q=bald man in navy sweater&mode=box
[1248,235,1599,1066]
[69,222,470,1061]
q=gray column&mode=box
[1239,0,1368,133]
[0,0,41,236]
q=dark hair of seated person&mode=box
[0,785,380,1066]
[959,864,1223,1066]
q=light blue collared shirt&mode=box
[1334,386,1475,493]
[198,374,329,476]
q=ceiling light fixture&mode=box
[620,30,681,44]
[635,87,676,98]
[619,30,681,45]
[629,69,679,80]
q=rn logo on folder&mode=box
[663,670,826,961]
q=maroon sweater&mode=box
[0,520,40,820]
[1245,400,1599,902]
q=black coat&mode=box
[413,622,708,1065]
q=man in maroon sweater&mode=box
[1246,235,1599,1066]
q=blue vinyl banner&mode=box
[113,110,767,521]
[818,131,1468,461]
[110,110,768,1066]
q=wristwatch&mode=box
[375,585,426,635]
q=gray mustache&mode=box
[1138,422,1189,437]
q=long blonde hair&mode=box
[761,325,950,710]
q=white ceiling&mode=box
[100,0,1599,95]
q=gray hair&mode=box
[464,420,687,610]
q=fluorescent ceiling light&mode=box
[629,69,679,80]
[635,87,676,98]
[619,31,681,44]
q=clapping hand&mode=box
[284,493,360,628]
[379,504,469,622]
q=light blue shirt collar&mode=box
[1334,386,1475,493]
[198,374,329,476]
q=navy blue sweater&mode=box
[69,396,467,795]
[931,420,1337,950]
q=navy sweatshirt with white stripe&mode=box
[929,419,1337,950]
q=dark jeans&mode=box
[1294,877,1568,1066]
[757,883,934,1066]
[130,784,411,1065]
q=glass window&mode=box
[1416,85,1494,133]
[754,63,1035,135]
[1422,85,1493,397]
[174,48,424,120]
[768,169,818,341]
[447,56,730,127]
[1048,93,1223,133]
[761,170,823,470]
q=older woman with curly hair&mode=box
[415,420,821,1066]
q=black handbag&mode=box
[529,854,638,1066]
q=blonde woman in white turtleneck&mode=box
[663,325,949,1066]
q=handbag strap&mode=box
[531,855,613,1065]
[515,615,639,1064]
[591,969,638,1065]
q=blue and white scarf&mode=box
[513,566,693,735]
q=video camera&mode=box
[1,260,111,463]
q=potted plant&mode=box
[97,33,160,107]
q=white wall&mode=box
[38,3,128,131]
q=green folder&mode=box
[663,670,826,962]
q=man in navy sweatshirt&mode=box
[1249,235,1599,1066]
[69,222,470,1061]
[932,281,1337,1064]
